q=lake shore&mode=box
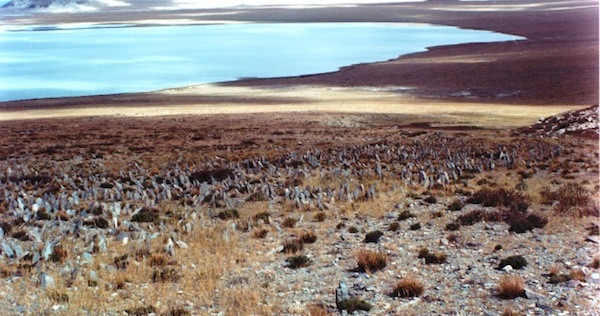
[0,0,597,120]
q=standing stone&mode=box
[336,282,350,316]
[39,272,55,288]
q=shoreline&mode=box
[0,85,587,129]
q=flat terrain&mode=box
[0,1,598,315]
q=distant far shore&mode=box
[0,0,597,119]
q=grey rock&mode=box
[39,272,54,288]
[525,289,546,300]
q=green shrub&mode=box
[337,298,372,313]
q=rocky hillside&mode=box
[515,105,599,138]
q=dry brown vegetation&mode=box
[355,250,388,273]
[391,276,425,298]
[497,276,526,299]
[0,102,597,315]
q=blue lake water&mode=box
[0,23,522,102]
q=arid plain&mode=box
[0,0,598,315]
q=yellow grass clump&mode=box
[355,249,387,273]
[497,275,526,299]
[392,276,425,298]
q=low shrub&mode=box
[282,217,298,228]
[48,291,69,303]
[92,217,110,229]
[364,230,384,243]
[308,305,331,316]
[445,222,460,231]
[497,275,526,299]
[448,199,465,211]
[151,267,181,283]
[164,308,190,316]
[337,298,372,313]
[355,249,387,273]
[11,230,30,241]
[501,308,523,316]
[254,228,269,239]
[217,209,239,220]
[541,183,591,213]
[124,305,156,316]
[132,207,160,223]
[36,210,52,220]
[286,255,311,269]
[570,268,586,281]
[314,212,327,222]
[498,255,527,270]
[424,196,437,204]
[430,211,443,219]
[418,248,447,264]
[505,212,547,233]
[148,253,169,267]
[282,239,303,254]
[467,188,529,213]
[300,231,317,244]
[526,213,548,228]
[389,222,400,232]
[114,254,129,270]
[456,210,486,226]
[253,212,270,224]
[0,221,12,235]
[49,244,68,263]
[348,226,359,234]
[391,276,424,298]
[409,223,421,230]
[548,274,571,284]
[398,211,414,221]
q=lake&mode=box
[0,23,522,102]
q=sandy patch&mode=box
[0,85,584,128]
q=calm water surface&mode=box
[0,23,522,102]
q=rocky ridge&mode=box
[516,105,599,138]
